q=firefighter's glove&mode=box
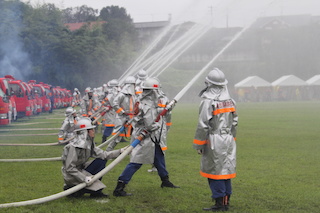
[147,123,160,132]
[85,176,94,184]
[120,145,131,155]
[140,129,149,137]
[197,149,204,155]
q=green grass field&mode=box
[0,101,319,213]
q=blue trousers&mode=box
[85,158,107,179]
[208,179,232,199]
[103,127,114,137]
[119,144,168,184]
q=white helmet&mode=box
[74,117,96,131]
[65,107,76,117]
[74,88,79,92]
[108,79,119,87]
[205,68,228,86]
[85,87,93,93]
[125,76,136,84]
[137,69,148,80]
[141,77,160,90]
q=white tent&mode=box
[271,75,307,87]
[306,75,320,85]
[234,76,271,88]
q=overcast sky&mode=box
[23,0,320,27]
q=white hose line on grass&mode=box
[0,137,74,147]
[0,133,57,136]
[0,128,59,131]
[0,157,62,162]
[0,183,86,208]
[0,146,134,208]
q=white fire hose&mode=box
[0,142,135,208]
[0,136,74,147]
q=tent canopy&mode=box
[234,76,271,88]
[306,75,320,85]
[271,75,307,87]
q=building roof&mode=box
[251,14,312,29]
[271,75,307,87]
[64,21,106,31]
[306,75,320,85]
[234,76,271,88]
[134,21,170,29]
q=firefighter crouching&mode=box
[61,117,127,198]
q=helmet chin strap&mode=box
[198,86,208,97]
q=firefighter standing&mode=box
[61,117,126,198]
[58,107,79,143]
[72,88,81,107]
[80,87,100,117]
[113,77,179,197]
[106,76,137,151]
[193,68,238,212]
[135,69,148,96]
[101,79,120,143]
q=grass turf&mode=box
[0,102,319,212]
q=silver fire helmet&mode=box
[205,68,228,86]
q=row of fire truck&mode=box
[0,75,72,125]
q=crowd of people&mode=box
[58,68,238,212]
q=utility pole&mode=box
[226,8,229,28]
[209,6,213,25]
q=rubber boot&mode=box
[225,194,230,211]
[89,189,109,198]
[113,180,132,197]
[63,185,85,198]
[203,197,226,211]
[102,135,107,144]
[160,176,180,188]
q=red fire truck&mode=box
[31,81,51,112]
[5,75,33,117]
[0,77,17,125]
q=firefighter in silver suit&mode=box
[113,77,179,197]
[106,76,137,151]
[193,68,238,212]
[58,107,79,143]
[80,87,100,117]
[101,79,120,143]
[72,88,81,107]
[135,69,148,96]
[61,117,126,198]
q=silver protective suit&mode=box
[130,90,167,164]
[61,130,121,191]
[193,84,238,180]
[107,84,136,150]
[101,86,119,129]
[58,115,79,142]
[80,93,100,117]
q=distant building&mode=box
[133,15,171,46]
[64,21,106,31]
[251,14,313,30]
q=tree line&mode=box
[0,0,138,91]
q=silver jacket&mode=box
[193,85,238,180]
[61,132,121,191]
[58,116,79,141]
[130,92,166,164]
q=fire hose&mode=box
[0,136,75,147]
[0,131,146,208]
